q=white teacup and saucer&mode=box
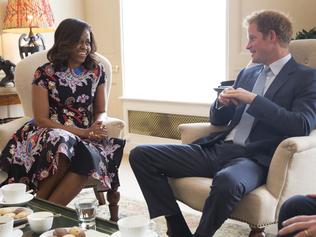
[0,183,34,206]
[111,215,158,237]
[27,211,54,234]
[0,216,23,237]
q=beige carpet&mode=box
[68,188,277,237]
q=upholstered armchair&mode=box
[0,51,125,221]
[169,39,316,237]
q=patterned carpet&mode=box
[68,188,277,237]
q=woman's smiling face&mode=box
[68,29,91,68]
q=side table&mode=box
[0,87,21,120]
[0,91,20,106]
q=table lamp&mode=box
[3,0,55,59]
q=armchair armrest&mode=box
[0,117,30,152]
[178,122,225,144]
[266,130,316,206]
[105,117,125,139]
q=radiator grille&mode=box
[128,110,208,139]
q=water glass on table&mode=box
[74,198,97,230]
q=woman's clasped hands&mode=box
[87,121,108,141]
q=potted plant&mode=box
[294,27,316,39]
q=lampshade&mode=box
[2,0,55,59]
[3,0,55,34]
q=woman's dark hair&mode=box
[47,18,98,71]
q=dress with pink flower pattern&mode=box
[0,62,125,191]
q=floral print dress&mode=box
[0,63,125,191]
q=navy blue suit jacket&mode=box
[194,58,316,168]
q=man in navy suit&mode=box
[130,10,316,237]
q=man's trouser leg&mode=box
[129,144,215,218]
[195,158,268,236]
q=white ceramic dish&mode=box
[0,206,33,225]
[111,230,158,237]
[27,211,54,233]
[12,229,23,237]
[0,193,34,206]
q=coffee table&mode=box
[21,197,118,237]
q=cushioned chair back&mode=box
[14,51,112,117]
[289,39,316,68]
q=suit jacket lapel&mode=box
[264,58,297,100]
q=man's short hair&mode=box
[244,10,293,45]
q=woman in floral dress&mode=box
[0,18,125,205]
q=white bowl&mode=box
[27,211,54,233]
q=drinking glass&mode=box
[74,198,97,230]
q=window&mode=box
[121,0,226,103]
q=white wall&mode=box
[83,0,123,120]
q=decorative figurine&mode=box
[0,57,15,87]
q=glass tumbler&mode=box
[74,198,98,230]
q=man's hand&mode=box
[278,215,316,236]
[220,87,257,105]
[218,88,239,106]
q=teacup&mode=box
[118,215,153,237]
[0,216,13,237]
[27,211,54,233]
[1,183,26,203]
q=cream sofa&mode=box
[0,51,125,221]
[169,39,316,237]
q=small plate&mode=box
[12,229,23,237]
[0,206,33,225]
[40,228,110,237]
[40,227,103,237]
[111,230,158,237]
[0,193,34,206]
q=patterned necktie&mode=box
[233,66,271,146]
